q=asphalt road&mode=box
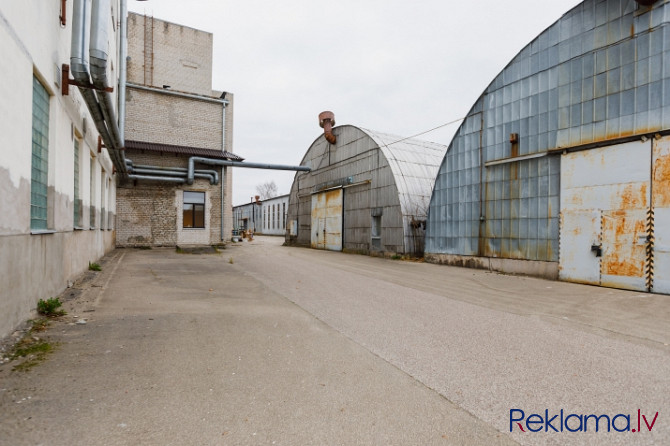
[1,236,668,445]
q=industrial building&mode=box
[286,120,447,256]
[425,0,670,294]
[233,198,262,234]
[116,13,239,247]
[0,0,125,337]
[261,194,290,236]
[232,194,289,236]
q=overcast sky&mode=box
[128,0,582,206]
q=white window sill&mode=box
[31,229,56,235]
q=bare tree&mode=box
[255,180,278,200]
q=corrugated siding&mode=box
[287,126,447,254]
[427,0,670,261]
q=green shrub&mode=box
[88,262,101,271]
[37,298,66,316]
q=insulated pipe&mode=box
[90,0,127,176]
[129,168,216,185]
[128,175,186,183]
[187,157,310,185]
[119,0,128,142]
[71,0,119,168]
[126,162,219,184]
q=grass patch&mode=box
[8,319,58,372]
[391,254,402,260]
[11,340,56,372]
[137,245,152,250]
[37,298,66,317]
[88,262,102,271]
[175,246,185,254]
[229,257,234,264]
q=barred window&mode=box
[31,76,50,230]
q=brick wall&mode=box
[117,152,230,246]
[125,88,224,150]
[127,12,212,95]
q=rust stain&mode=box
[569,193,583,207]
[619,183,648,209]
[653,150,670,207]
[602,251,645,277]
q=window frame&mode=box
[183,191,206,229]
[31,75,50,231]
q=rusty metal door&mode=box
[652,136,670,294]
[560,140,652,291]
[311,189,343,251]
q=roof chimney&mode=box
[319,111,337,145]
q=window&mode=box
[100,169,106,230]
[183,191,205,228]
[372,215,382,238]
[73,139,80,226]
[31,76,50,230]
[282,203,286,229]
[90,157,96,228]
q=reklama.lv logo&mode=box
[510,409,659,433]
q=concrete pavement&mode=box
[0,236,668,445]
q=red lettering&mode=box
[642,412,659,432]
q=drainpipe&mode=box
[187,157,310,185]
[221,167,226,240]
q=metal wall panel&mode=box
[559,140,651,290]
[288,126,446,254]
[311,189,343,251]
[652,136,670,294]
[426,0,670,266]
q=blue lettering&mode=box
[545,410,559,432]
[510,409,525,432]
[612,414,631,432]
[527,414,544,432]
[584,414,611,432]
[565,414,583,432]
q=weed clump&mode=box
[88,262,102,271]
[37,298,66,317]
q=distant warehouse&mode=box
[425,0,670,294]
[286,119,447,257]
